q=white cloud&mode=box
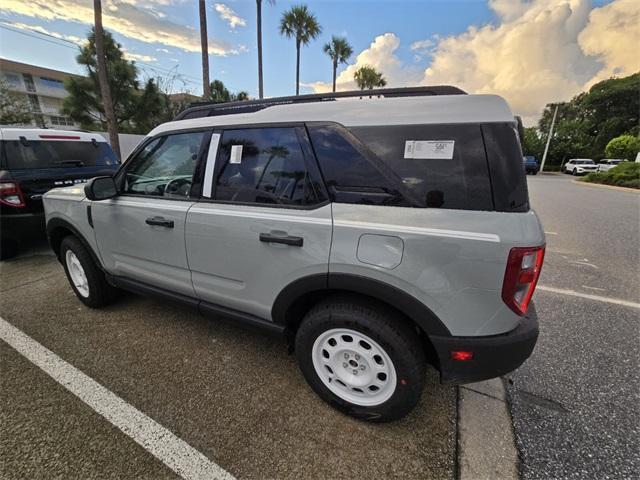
[306,0,639,125]
[0,0,245,56]
[421,0,640,123]
[578,0,640,85]
[4,21,86,46]
[214,3,246,29]
[123,52,157,62]
[156,47,170,53]
[303,33,423,93]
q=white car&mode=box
[597,159,624,172]
[563,158,598,175]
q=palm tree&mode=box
[323,36,353,93]
[199,0,210,101]
[93,0,120,159]
[209,79,250,102]
[256,0,275,99]
[279,5,322,95]
[353,65,387,90]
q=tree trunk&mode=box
[295,40,300,96]
[93,0,121,160]
[257,0,263,99]
[199,0,210,101]
[332,59,337,93]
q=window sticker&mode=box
[230,145,243,164]
[404,140,455,160]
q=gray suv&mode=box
[44,87,545,422]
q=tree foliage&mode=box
[63,28,166,134]
[323,36,353,92]
[209,79,249,103]
[522,127,544,159]
[280,4,321,95]
[536,72,639,165]
[605,135,640,161]
[0,80,33,125]
[354,65,387,90]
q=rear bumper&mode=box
[1,212,46,240]
[431,305,539,384]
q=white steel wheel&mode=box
[65,249,89,298]
[312,328,397,406]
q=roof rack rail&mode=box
[173,85,466,121]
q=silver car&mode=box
[44,87,545,422]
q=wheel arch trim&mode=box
[46,218,104,271]
[272,273,452,337]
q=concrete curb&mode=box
[571,179,639,193]
[457,379,519,480]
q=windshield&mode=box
[3,140,119,169]
[576,160,595,165]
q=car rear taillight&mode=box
[502,246,545,316]
[0,181,26,208]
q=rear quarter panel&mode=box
[330,203,545,336]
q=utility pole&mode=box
[540,104,559,173]
[199,0,211,101]
[93,0,121,160]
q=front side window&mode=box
[213,127,321,206]
[123,131,204,197]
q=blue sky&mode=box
[0,0,635,123]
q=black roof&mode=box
[173,85,466,121]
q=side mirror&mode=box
[85,176,117,201]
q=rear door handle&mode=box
[259,233,303,247]
[145,216,174,228]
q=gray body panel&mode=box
[330,203,544,336]
[185,202,332,320]
[91,196,196,297]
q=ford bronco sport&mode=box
[44,87,545,422]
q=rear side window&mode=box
[481,123,529,212]
[349,124,493,210]
[213,127,324,207]
[307,124,412,207]
[3,140,118,169]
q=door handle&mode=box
[259,233,303,247]
[145,216,174,228]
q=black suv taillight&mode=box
[0,181,26,208]
[502,246,545,315]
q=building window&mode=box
[23,74,36,92]
[3,73,21,88]
[40,77,64,89]
[27,94,41,112]
[49,115,75,127]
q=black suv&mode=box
[0,128,119,258]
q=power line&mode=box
[0,21,201,87]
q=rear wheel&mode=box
[295,296,426,422]
[60,236,118,308]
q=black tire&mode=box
[572,169,578,176]
[60,236,118,308]
[532,171,537,175]
[295,295,426,422]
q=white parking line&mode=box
[537,285,640,309]
[0,316,235,480]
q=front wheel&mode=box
[572,169,578,176]
[295,297,426,422]
[60,236,119,308]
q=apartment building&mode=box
[0,58,80,130]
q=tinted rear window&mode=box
[348,124,493,210]
[3,140,118,169]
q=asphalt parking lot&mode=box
[0,248,455,479]
[1,174,638,479]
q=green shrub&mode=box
[582,162,640,189]
[604,135,640,161]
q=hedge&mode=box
[581,162,640,189]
